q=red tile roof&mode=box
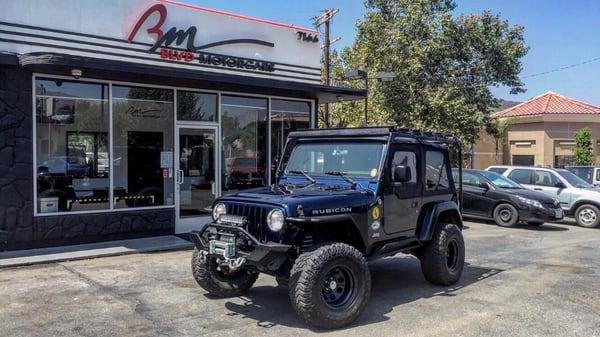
[492,91,600,118]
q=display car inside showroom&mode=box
[0,0,364,250]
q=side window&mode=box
[391,151,417,183]
[425,150,449,192]
[596,169,600,181]
[462,172,482,186]
[508,169,533,185]
[535,170,559,187]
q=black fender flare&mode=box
[417,201,463,242]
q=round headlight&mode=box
[267,209,285,232]
[212,203,227,220]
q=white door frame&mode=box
[175,124,220,234]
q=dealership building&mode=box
[0,0,364,250]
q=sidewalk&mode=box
[0,235,193,268]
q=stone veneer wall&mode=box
[0,64,174,251]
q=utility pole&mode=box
[313,9,339,127]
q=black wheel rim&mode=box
[446,239,459,271]
[499,208,512,222]
[321,265,355,309]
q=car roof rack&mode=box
[391,127,461,146]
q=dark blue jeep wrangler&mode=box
[189,127,465,328]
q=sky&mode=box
[188,0,600,105]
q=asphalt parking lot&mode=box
[1,220,599,337]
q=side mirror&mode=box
[393,165,411,183]
[479,182,490,191]
[555,181,566,189]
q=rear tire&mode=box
[191,249,259,297]
[493,203,519,227]
[420,223,465,286]
[288,243,371,329]
[575,204,600,228]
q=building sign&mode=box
[127,4,276,72]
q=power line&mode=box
[522,56,600,79]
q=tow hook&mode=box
[227,257,247,271]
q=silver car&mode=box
[486,166,600,228]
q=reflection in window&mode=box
[35,78,109,213]
[271,99,310,181]
[425,150,450,191]
[177,91,217,122]
[112,86,174,208]
[221,95,267,194]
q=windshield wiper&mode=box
[325,171,358,187]
[288,170,316,184]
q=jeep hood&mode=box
[218,184,377,217]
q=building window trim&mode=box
[32,73,314,217]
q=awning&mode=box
[7,52,365,103]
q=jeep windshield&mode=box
[284,141,385,180]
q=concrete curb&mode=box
[0,235,193,268]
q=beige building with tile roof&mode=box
[472,91,600,169]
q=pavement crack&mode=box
[58,263,175,337]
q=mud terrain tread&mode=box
[191,248,258,297]
[288,243,371,329]
[420,223,464,286]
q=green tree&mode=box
[330,0,528,147]
[574,127,594,165]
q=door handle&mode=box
[211,181,215,195]
[533,187,542,191]
[411,201,419,208]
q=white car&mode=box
[486,166,600,228]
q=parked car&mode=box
[227,157,265,188]
[453,169,563,227]
[566,166,600,187]
[487,166,600,228]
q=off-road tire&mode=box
[493,203,519,227]
[420,223,465,286]
[288,243,371,329]
[191,248,259,297]
[575,204,600,228]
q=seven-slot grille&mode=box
[225,203,269,241]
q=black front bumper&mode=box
[189,222,292,271]
[518,206,564,224]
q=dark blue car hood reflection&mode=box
[219,179,378,217]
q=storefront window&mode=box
[35,78,109,213]
[221,95,267,194]
[112,86,175,208]
[177,91,217,122]
[270,99,311,180]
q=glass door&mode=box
[175,126,218,233]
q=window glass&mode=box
[425,151,449,191]
[271,99,310,181]
[461,172,482,186]
[177,91,217,121]
[508,169,533,185]
[596,169,600,181]
[112,86,175,208]
[479,171,522,189]
[556,169,592,188]
[535,170,559,187]
[35,78,109,213]
[285,142,385,178]
[391,151,417,183]
[487,167,507,174]
[221,95,268,194]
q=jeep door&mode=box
[383,146,422,234]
